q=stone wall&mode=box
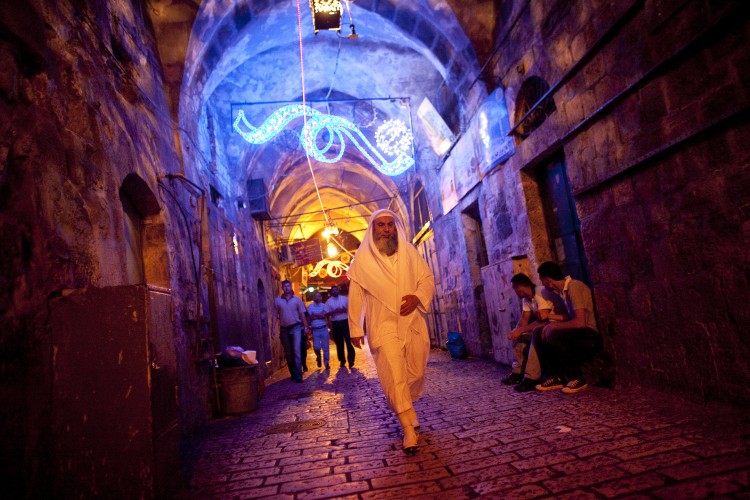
[422,0,749,404]
[0,1,279,495]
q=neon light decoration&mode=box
[309,259,349,278]
[233,104,414,176]
[375,119,413,157]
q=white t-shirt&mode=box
[521,289,555,317]
[324,295,349,322]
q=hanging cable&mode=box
[295,0,330,225]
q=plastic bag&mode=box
[445,331,467,360]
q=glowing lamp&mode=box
[308,286,316,293]
[327,242,339,258]
[310,0,342,32]
[322,222,339,239]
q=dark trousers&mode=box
[331,319,355,366]
[300,330,308,369]
[279,324,302,381]
[537,327,600,380]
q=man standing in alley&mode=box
[534,262,600,394]
[347,209,435,454]
[324,285,355,368]
[273,280,310,383]
[308,291,330,370]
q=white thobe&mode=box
[349,251,435,414]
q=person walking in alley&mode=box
[308,292,330,369]
[503,273,568,390]
[347,209,435,454]
[324,285,355,368]
[273,280,311,383]
[534,262,600,394]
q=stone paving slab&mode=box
[180,346,750,499]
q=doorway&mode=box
[536,155,590,283]
[257,279,272,364]
[461,202,493,357]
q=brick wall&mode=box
[485,0,750,403]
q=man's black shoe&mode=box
[502,372,524,385]
[514,378,540,393]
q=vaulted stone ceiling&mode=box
[148,0,494,242]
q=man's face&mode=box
[373,215,398,256]
[512,283,532,300]
[313,292,322,303]
[540,277,560,292]
[373,216,396,240]
[330,286,339,297]
[282,282,293,295]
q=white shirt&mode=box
[521,292,554,316]
[521,287,568,320]
[324,295,349,322]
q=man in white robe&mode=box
[347,209,435,454]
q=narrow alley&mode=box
[181,348,750,499]
[3,1,750,497]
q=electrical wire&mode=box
[295,0,330,225]
[264,195,396,221]
[325,36,342,102]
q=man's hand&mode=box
[351,336,365,349]
[507,329,522,341]
[400,295,421,316]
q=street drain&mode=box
[265,419,326,434]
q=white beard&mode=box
[375,235,398,256]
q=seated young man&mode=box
[505,274,568,392]
[533,261,600,394]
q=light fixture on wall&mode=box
[310,0,343,33]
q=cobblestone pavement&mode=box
[180,346,750,499]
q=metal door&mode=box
[481,257,532,365]
[539,157,591,283]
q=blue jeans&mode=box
[280,324,303,381]
[312,327,330,365]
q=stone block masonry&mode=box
[180,348,750,498]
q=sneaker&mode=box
[316,358,322,368]
[502,372,524,385]
[513,378,541,393]
[562,377,589,394]
[325,364,331,370]
[536,377,564,391]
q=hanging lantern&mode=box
[310,0,342,32]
